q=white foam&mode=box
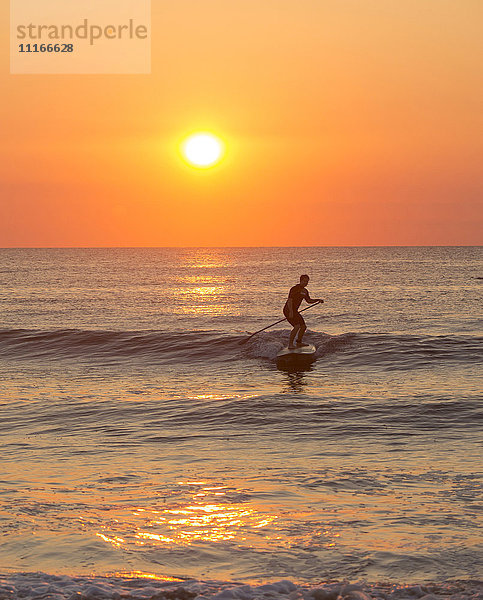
[245,329,286,359]
[244,329,338,361]
[0,573,480,600]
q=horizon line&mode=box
[0,245,481,250]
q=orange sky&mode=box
[1,0,482,246]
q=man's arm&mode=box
[305,290,324,304]
[286,297,294,317]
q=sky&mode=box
[1,0,482,246]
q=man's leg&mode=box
[288,325,300,348]
[296,316,308,345]
[296,323,307,344]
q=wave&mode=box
[0,328,239,363]
[0,572,481,600]
[0,328,481,368]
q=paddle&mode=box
[238,301,323,345]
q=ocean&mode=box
[0,247,481,600]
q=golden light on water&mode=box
[182,286,218,296]
[91,479,349,562]
[187,394,256,401]
[176,280,230,316]
[96,533,125,548]
[94,482,279,551]
[183,250,231,269]
[135,501,277,544]
[173,251,231,316]
[108,571,184,582]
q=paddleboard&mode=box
[276,344,316,359]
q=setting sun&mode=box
[181,133,225,168]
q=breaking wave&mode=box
[0,573,481,600]
[0,328,481,369]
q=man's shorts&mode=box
[283,309,305,328]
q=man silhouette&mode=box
[283,275,323,349]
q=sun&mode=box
[181,133,225,168]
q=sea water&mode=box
[0,247,481,599]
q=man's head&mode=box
[300,274,310,287]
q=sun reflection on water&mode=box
[187,394,256,401]
[133,494,278,545]
[171,250,232,315]
[175,280,230,315]
[180,250,231,270]
[95,482,279,551]
[93,480,345,558]
[96,533,125,547]
[181,286,219,296]
[107,571,184,581]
